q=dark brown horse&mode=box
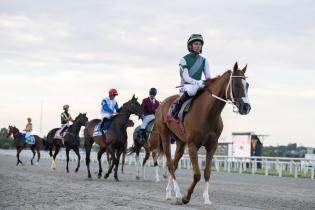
[7,126,44,166]
[106,119,135,174]
[155,63,251,205]
[46,113,88,172]
[84,95,143,181]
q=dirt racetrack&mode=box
[0,152,314,210]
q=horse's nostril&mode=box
[243,103,251,114]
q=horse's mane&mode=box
[194,70,231,98]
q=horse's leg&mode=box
[174,140,185,170]
[73,147,81,173]
[159,129,181,202]
[30,146,36,165]
[16,147,22,166]
[202,143,217,205]
[36,147,40,164]
[52,146,60,170]
[85,143,92,179]
[182,143,201,204]
[142,146,150,180]
[97,147,106,178]
[135,150,140,180]
[121,145,127,174]
[66,147,70,173]
[106,152,112,167]
[162,156,168,179]
[113,150,122,181]
[152,151,160,182]
[104,147,115,179]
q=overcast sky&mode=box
[1,0,315,147]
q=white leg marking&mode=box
[173,179,182,199]
[165,176,173,200]
[203,181,212,205]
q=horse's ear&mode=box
[233,62,238,71]
[242,64,247,74]
[132,94,136,100]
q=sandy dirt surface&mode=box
[0,153,314,210]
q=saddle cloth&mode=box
[168,98,193,122]
[93,122,107,137]
[21,134,35,145]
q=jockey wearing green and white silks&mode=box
[179,53,210,96]
[172,34,211,118]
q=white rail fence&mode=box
[1,149,314,179]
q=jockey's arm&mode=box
[203,59,211,79]
[180,58,200,85]
[101,99,115,118]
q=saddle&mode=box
[167,97,194,122]
[21,134,35,145]
[54,128,68,140]
[134,120,155,142]
[93,122,107,137]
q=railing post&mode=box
[278,162,282,177]
[265,160,268,176]
[294,163,298,179]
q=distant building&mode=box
[212,132,264,157]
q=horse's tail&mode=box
[42,137,49,150]
[127,144,137,155]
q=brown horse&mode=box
[84,95,143,181]
[7,126,44,166]
[155,62,251,205]
[46,113,88,172]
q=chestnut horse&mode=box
[84,95,143,181]
[155,63,251,205]
[7,126,44,166]
[46,113,88,172]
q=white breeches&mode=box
[141,114,155,129]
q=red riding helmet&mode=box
[108,88,118,96]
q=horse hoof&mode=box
[67,170,69,173]
[204,200,212,206]
[163,174,167,179]
[104,174,109,179]
[98,175,101,179]
[176,197,183,205]
[75,168,79,173]
[182,197,189,204]
[115,177,120,182]
[136,176,140,180]
[155,179,160,183]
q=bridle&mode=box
[207,71,248,113]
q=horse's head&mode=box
[74,113,89,126]
[7,126,20,138]
[121,94,144,119]
[228,62,251,115]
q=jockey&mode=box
[60,104,73,135]
[23,117,33,140]
[100,88,120,135]
[140,88,160,139]
[171,34,211,118]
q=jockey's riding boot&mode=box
[171,92,190,118]
[100,118,108,136]
[59,127,66,136]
